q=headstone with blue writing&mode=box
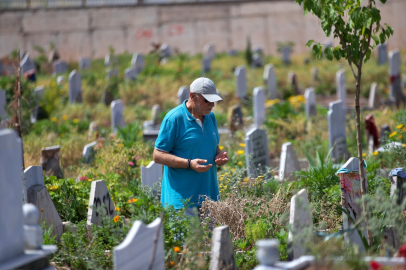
[245,128,270,178]
[87,179,117,226]
[235,66,247,99]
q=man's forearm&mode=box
[153,148,187,168]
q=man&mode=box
[153,77,228,213]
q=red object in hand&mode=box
[370,261,383,270]
[365,114,380,148]
[399,242,406,258]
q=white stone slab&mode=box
[52,60,67,75]
[0,89,6,121]
[131,53,144,75]
[141,161,163,189]
[209,225,236,270]
[125,67,136,81]
[253,86,265,127]
[20,54,35,74]
[23,166,45,202]
[368,82,378,109]
[245,128,270,178]
[69,70,82,104]
[235,66,247,99]
[83,141,97,164]
[204,43,215,60]
[279,142,300,181]
[79,57,91,70]
[111,99,125,133]
[263,64,278,99]
[304,88,316,119]
[288,189,312,259]
[87,179,117,226]
[336,69,346,110]
[328,100,347,161]
[177,86,189,105]
[113,217,164,270]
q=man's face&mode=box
[193,93,215,115]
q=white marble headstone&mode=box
[79,57,91,70]
[235,66,247,99]
[245,128,270,178]
[209,225,236,270]
[0,89,6,121]
[141,161,163,189]
[20,54,35,74]
[304,88,316,118]
[368,82,378,109]
[111,99,125,133]
[125,67,137,81]
[69,70,82,104]
[87,180,117,226]
[328,100,347,161]
[204,43,215,60]
[253,86,265,127]
[279,142,300,181]
[263,64,278,99]
[83,141,97,164]
[177,86,189,105]
[52,60,67,75]
[336,69,346,110]
[113,217,164,270]
[131,53,144,75]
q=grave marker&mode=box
[377,43,387,65]
[253,87,265,127]
[41,145,63,178]
[69,70,82,103]
[106,67,118,79]
[263,64,278,99]
[279,142,300,181]
[209,225,236,270]
[389,50,405,107]
[79,57,91,70]
[20,53,35,74]
[105,54,117,66]
[336,69,346,110]
[83,141,97,164]
[141,161,163,189]
[288,189,312,259]
[125,67,136,81]
[202,57,211,73]
[228,49,237,56]
[328,100,347,161]
[131,53,144,75]
[113,217,164,270]
[52,60,67,75]
[30,86,45,124]
[0,89,6,120]
[160,44,171,58]
[235,66,247,99]
[151,104,161,125]
[111,99,125,133]
[389,168,406,208]
[252,53,263,68]
[288,71,299,95]
[368,82,379,109]
[312,67,319,83]
[245,128,270,178]
[87,180,117,226]
[177,86,189,104]
[304,88,316,119]
[228,104,244,133]
[204,44,215,60]
[281,46,291,65]
[57,75,64,85]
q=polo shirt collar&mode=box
[182,99,207,122]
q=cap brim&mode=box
[201,93,223,102]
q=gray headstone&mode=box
[30,86,45,124]
[328,100,347,161]
[111,99,125,133]
[253,46,263,54]
[131,53,144,75]
[389,168,406,207]
[279,142,300,181]
[254,240,279,268]
[151,104,161,125]
[202,57,211,73]
[125,67,137,81]
[56,76,64,85]
[228,104,244,133]
[336,69,346,110]
[83,141,97,164]
[0,89,6,121]
[113,217,164,270]
[79,57,91,70]
[23,165,44,202]
[104,54,117,66]
[160,44,171,58]
[377,43,387,65]
[141,161,163,189]
[204,44,216,60]
[0,61,3,75]
[22,204,42,250]
[41,145,64,178]
[69,70,82,104]
[312,67,319,83]
[20,54,35,74]
[253,86,265,127]
[245,128,270,178]
[209,225,236,270]
[263,64,278,99]
[228,49,237,56]
[304,88,316,118]
[281,47,291,65]
[252,53,263,68]
[235,66,247,99]
[177,86,189,105]
[87,179,117,226]
[288,189,312,259]
[106,67,118,79]
[88,121,98,140]
[389,50,405,106]
[288,71,299,95]
[368,82,378,109]
[52,60,67,75]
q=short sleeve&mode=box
[211,113,220,145]
[155,118,177,152]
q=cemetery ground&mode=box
[2,48,406,269]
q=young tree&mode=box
[295,0,393,246]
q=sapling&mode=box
[295,0,394,246]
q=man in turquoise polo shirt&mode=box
[153,77,228,214]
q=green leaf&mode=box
[333,46,341,60]
[303,150,316,167]
[379,32,386,44]
[324,46,333,61]
[312,43,322,59]
[371,34,379,46]
[306,40,315,48]
[364,48,371,64]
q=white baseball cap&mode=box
[190,77,223,102]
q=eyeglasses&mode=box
[198,94,210,103]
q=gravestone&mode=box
[389,50,405,107]
[235,66,247,99]
[141,161,163,189]
[288,189,312,259]
[368,82,379,109]
[0,89,6,120]
[328,100,347,161]
[160,44,171,58]
[104,54,117,66]
[381,125,391,139]
[228,104,244,133]
[48,49,59,64]
[87,180,117,226]
[111,99,125,133]
[83,141,97,164]
[113,217,164,270]
[312,67,319,83]
[204,43,215,60]
[88,121,98,140]
[57,75,64,85]
[24,166,63,241]
[253,240,279,269]
[106,67,118,79]
[209,225,236,270]
[41,145,63,178]
[177,86,189,104]
[69,70,82,103]
[20,53,35,74]
[228,49,237,56]
[151,104,161,125]
[30,86,45,124]
[0,61,3,75]
[281,46,291,65]
[279,142,300,181]
[202,57,211,73]
[245,128,270,178]
[389,168,406,208]
[253,86,265,127]
[52,60,67,75]
[79,57,91,70]
[336,69,346,110]
[253,46,263,54]
[288,71,299,95]
[263,64,278,99]
[377,43,387,65]
[131,53,144,75]
[338,157,367,252]
[252,53,263,68]
[304,88,316,119]
[125,67,136,81]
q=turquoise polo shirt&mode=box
[155,100,220,209]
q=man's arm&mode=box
[153,148,212,173]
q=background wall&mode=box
[0,0,405,61]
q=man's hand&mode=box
[215,151,229,166]
[190,159,212,173]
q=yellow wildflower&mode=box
[174,246,181,253]
[265,99,280,107]
[115,207,119,211]
[60,134,64,138]
[170,261,175,266]
[237,150,244,155]
[127,199,132,203]
[399,135,403,139]
[373,151,378,156]
[403,144,406,147]
[397,124,404,129]
[389,132,397,138]
[243,178,249,182]
[362,153,366,157]
[62,115,68,120]
[73,118,79,123]
[239,143,246,147]
[132,198,138,202]
[237,161,243,165]
[88,178,92,182]
[50,117,58,123]
[219,146,224,150]
[114,216,120,223]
